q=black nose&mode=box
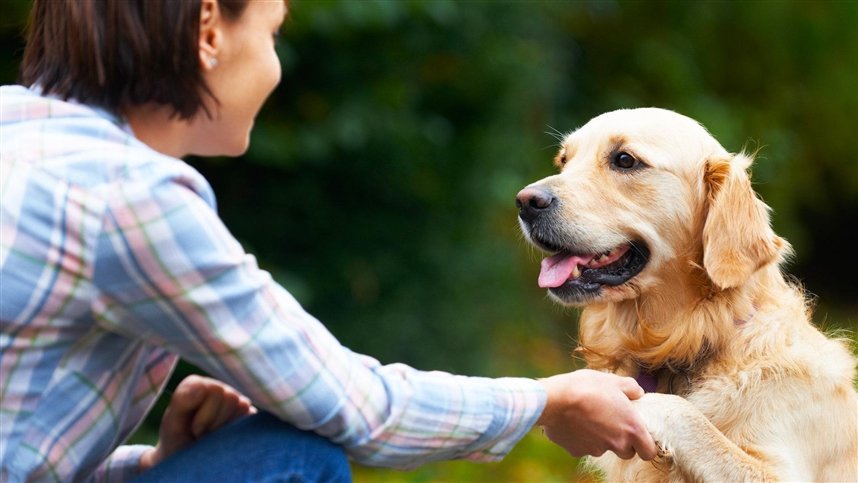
[516,187,556,224]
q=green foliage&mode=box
[2,0,856,480]
[353,430,591,483]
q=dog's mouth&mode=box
[535,241,650,301]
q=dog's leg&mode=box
[633,393,777,482]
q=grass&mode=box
[351,430,597,483]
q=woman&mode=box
[0,0,656,481]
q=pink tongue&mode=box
[538,253,593,288]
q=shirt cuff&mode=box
[92,444,152,482]
[460,377,546,462]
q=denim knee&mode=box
[240,412,352,483]
[133,412,352,483]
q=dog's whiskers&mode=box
[544,125,567,144]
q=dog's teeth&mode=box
[598,254,609,263]
[571,265,581,279]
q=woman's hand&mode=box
[537,369,657,461]
[139,375,256,471]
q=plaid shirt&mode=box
[0,85,546,482]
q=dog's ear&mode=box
[702,153,787,290]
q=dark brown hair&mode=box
[20,0,249,119]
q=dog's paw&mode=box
[632,393,695,448]
[655,440,672,459]
[651,440,675,473]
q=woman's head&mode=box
[20,0,286,157]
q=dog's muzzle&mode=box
[515,184,650,303]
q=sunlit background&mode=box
[2,0,856,481]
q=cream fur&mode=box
[522,108,858,482]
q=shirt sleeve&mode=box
[90,169,546,469]
[91,445,150,482]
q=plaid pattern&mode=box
[0,86,546,482]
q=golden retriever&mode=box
[516,108,858,482]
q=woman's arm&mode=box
[91,171,546,468]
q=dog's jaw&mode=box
[521,228,651,305]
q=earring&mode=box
[208,56,218,68]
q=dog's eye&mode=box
[612,152,638,170]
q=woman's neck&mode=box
[124,104,194,158]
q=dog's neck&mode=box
[577,263,778,378]
[634,300,758,395]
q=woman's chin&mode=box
[192,137,250,158]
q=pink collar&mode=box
[635,370,660,393]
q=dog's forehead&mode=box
[562,108,726,163]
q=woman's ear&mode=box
[198,0,223,70]
[702,153,788,290]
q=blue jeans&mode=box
[133,412,352,482]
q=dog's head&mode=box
[517,108,787,305]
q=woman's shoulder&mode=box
[1,84,119,128]
[2,84,132,162]
[1,84,210,195]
